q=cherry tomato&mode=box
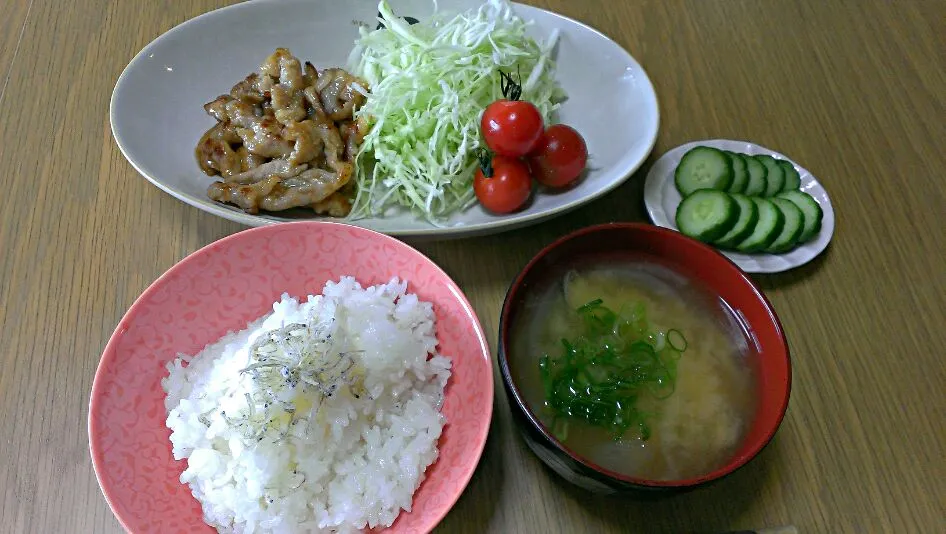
[480,100,545,158]
[528,124,588,188]
[473,154,533,214]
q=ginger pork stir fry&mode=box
[195,48,369,216]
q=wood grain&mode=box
[0,0,31,106]
[0,0,943,533]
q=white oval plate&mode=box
[110,0,659,238]
[644,139,835,273]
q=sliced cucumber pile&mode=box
[675,190,738,242]
[716,193,758,249]
[736,198,784,253]
[778,189,823,242]
[778,160,801,191]
[757,155,786,197]
[766,198,805,253]
[725,152,749,194]
[674,146,733,197]
[672,145,821,254]
[674,145,803,198]
[743,156,768,196]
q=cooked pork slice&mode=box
[196,48,369,217]
[303,62,318,87]
[303,85,329,119]
[314,68,368,121]
[236,147,267,173]
[271,84,306,126]
[208,167,349,214]
[226,100,293,158]
[260,48,304,92]
[226,158,307,185]
[203,95,233,122]
[279,56,304,92]
[257,167,351,212]
[196,123,242,176]
[311,115,347,173]
[260,48,292,78]
[207,175,282,214]
[283,120,322,166]
[229,73,266,104]
[311,192,353,217]
[338,121,367,162]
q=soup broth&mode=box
[512,257,755,481]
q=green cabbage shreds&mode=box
[349,0,564,222]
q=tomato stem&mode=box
[476,148,494,178]
[499,68,523,101]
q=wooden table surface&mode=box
[1,0,944,532]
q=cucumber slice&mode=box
[725,152,749,194]
[777,190,823,243]
[777,160,801,191]
[715,193,759,249]
[765,198,805,253]
[735,198,784,253]
[674,146,733,197]
[756,155,785,197]
[675,190,739,242]
[743,156,768,196]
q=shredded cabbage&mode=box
[349,0,564,222]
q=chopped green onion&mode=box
[667,328,688,352]
[539,299,688,441]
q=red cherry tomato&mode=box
[528,124,589,188]
[473,155,533,214]
[480,100,545,158]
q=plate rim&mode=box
[109,0,660,238]
[643,138,835,274]
[87,220,495,533]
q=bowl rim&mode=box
[88,220,494,532]
[498,222,792,488]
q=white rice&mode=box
[161,276,451,533]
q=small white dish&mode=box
[110,0,659,238]
[644,139,835,274]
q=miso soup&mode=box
[511,257,755,481]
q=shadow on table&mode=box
[752,242,834,291]
[432,393,506,532]
[542,433,783,534]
